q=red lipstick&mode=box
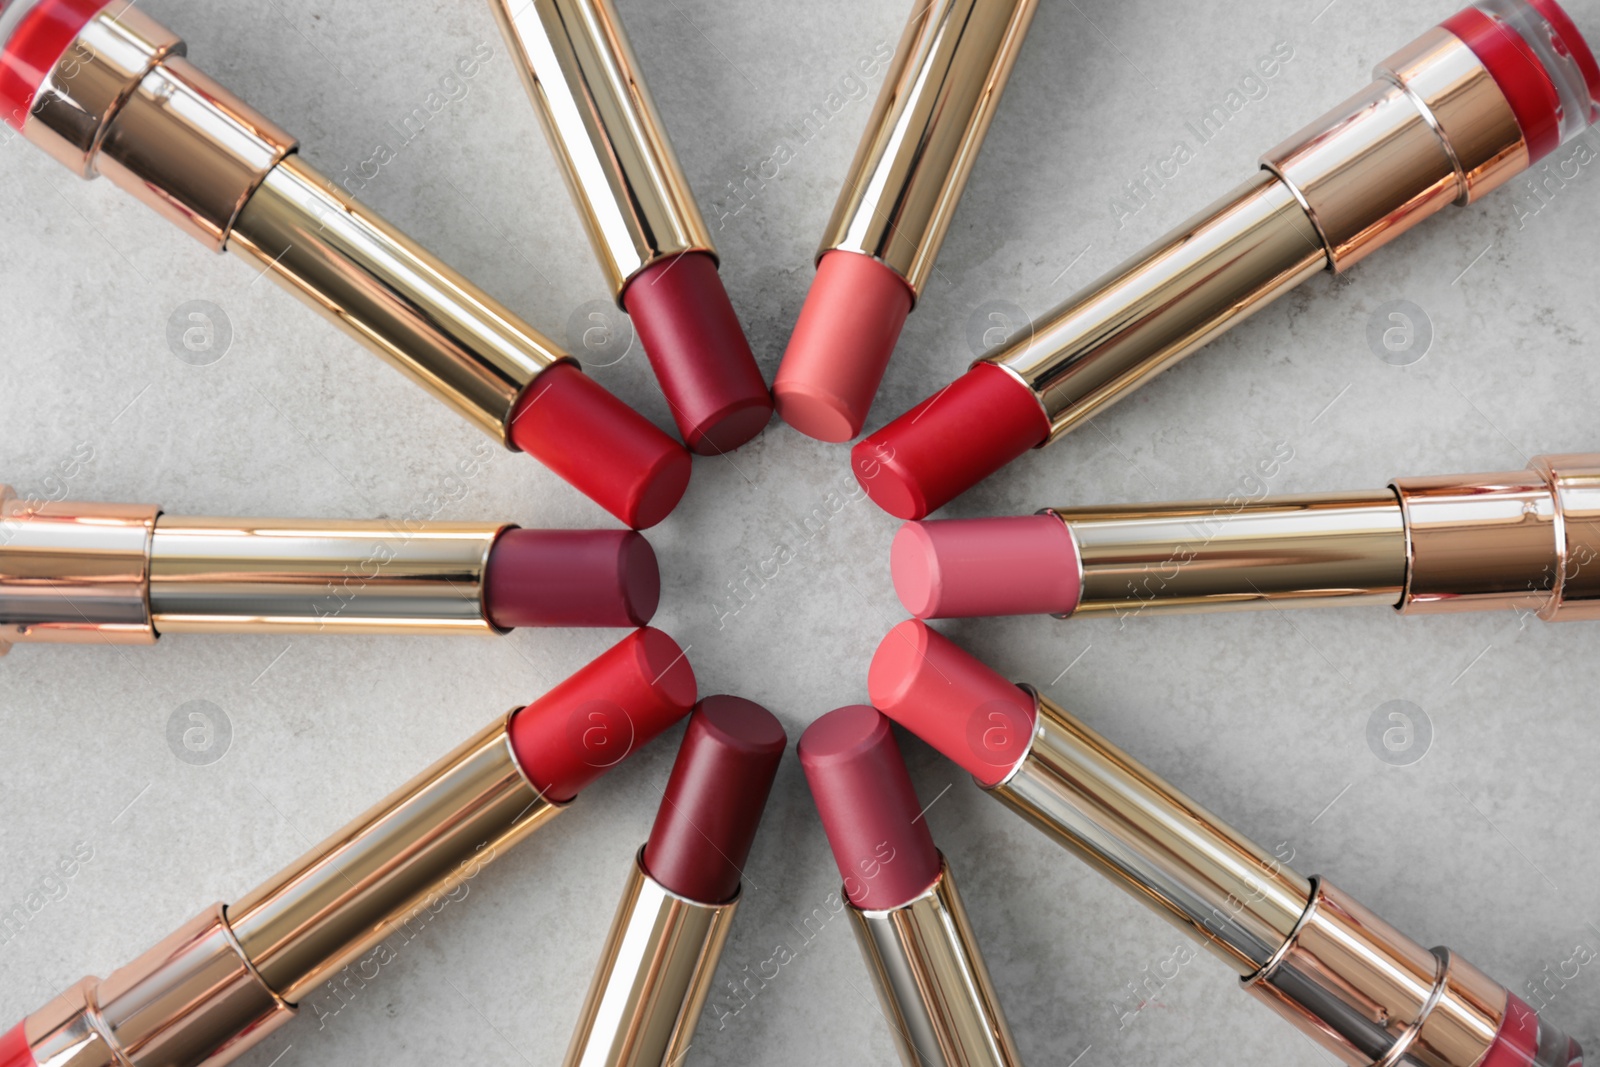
[799,705,1023,1067]
[565,696,786,1067]
[854,0,1600,519]
[2,627,695,1067]
[870,621,1586,1067]
[492,0,774,456]
[891,452,1600,623]
[0,0,689,530]
[0,486,663,654]
[773,0,1040,442]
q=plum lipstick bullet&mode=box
[773,0,1039,442]
[1,628,697,1067]
[565,696,786,1067]
[890,453,1600,623]
[0,0,689,528]
[492,0,773,456]
[854,0,1600,518]
[799,705,1021,1067]
[869,620,1585,1067]
[0,486,663,653]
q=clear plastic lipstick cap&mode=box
[1480,0,1600,143]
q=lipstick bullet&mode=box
[773,0,1039,443]
[0,485,663,653]
[565,696,786,1067]
[890,452,1600,622]
[0,0,690,528]
[0,628,697,1067]
[870,620,1585,1067]
[491,0,774,456]
[800,705,1022,1067]
[853,0,1600,518]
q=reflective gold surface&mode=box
[25,906,292,1067]
[564,853,737,1067]
[1266,29,1527,270]
[492,0,715,299]
[990,172,1328,440]
[0,485,157,653]
[820,0,1038,297]
[148,516,503,635]
[229,155,567,445]
[1530,454,1600,620]
[1244,881,1506,1067]
[848,859,1022,1067]
[994,691,1313,975]
[228,714,559,1004]
[1056,491,1406,617]
[26,5,294,249]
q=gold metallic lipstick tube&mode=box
[986,17,1537,442]
[0,485,506,653]
[995,690,1576,1067]
[1057,453,1600,620]
[821,0,1038,297]
[847,858,1023,1067]
[563,850,738,1067]
[19,714,558,1067]
[21,1,565,444]
[488,0,712,302]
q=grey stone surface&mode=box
[2,0,1599,1064]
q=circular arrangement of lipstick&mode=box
[2,0,1599,1065]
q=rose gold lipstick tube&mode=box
[0,487,513,652]
[561,850,738,1067]
[15,713,558,1067]
[998,689,1579,1066]
[1057,453,1600,621]
[847,858,1021,1067]
[983,1,1599,445]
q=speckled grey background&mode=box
[2,0,1599,1063]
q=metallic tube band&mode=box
[491,0,716,300]
[1394,453,1600,620]
[147,516,504,635]
[988,172,1328,440]
[819,0,1038,298]
[227,712,559,1004]
[847,858,1022,1067]
[992,691,1313,975]
[0,485,157,654]
[228,155,567,446]
[23,4,295,250]
[1053,490,1406,617]
[1264,29,1527,272]
[24,905,293,1067]
[1242,881,1506,1067]
[563,850,738,1067]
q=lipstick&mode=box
[565,696,785,1067]
[773,0,1039,443]
[870,620,1584,1067]
[490,0,773,456]
[0,485,663,652]
[853,0,1600,518]
[1,628,696,1067]
[890,452,1600,622]
[0,0,690,529]
[799,705,1022,1067]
